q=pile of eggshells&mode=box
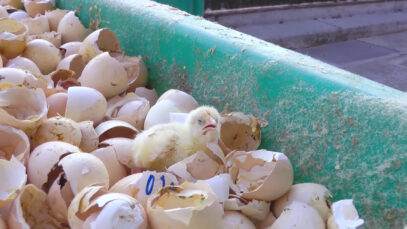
[0,0,365,228]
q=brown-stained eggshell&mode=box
[0,157,26,209]
[0,0,23,9]
[0,125,30,165]
[47,173,74,224]
[95,120,139,142]
[57,11,91,44]
[24,0,55,18]
[78,28,121,62]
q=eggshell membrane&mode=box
[20,14,50,35]
[222,211,256,229]
[0,18,27,58]
[0,87,48,132]
[78,28,121,62]
[6,56,42,75]
[224,198,271,222]
[327,199,364,229]
[109,171,178,208]
[0,67,46,89]
[7,184,62,229]
[65,86,107,124]
[226,150,293,201]
[95,120,139,142]
[269,201,325,229]
[90,146,127,187]
[273,183,332,221]
[157,89,199,112]
[77,121,98,152]
[115,55,148,90]
[0,157,26,209]
[78,52,129,98]
[60,41,81,58]
[100,137,134,168]
[0,0,23,9]
[45,9,68,31]
[46,92,67,117]
[47,174,74,224]
[58,153,109,194]
[33,116,82,148]
[24,0,55,17]
[8,11,29,21]
[0,125,30,164]
[23,39,61,75]
[28,31,61,48]
[27,141,81,191]
[135,87,158,106]
[256,212,277,229]
[144,99,183,129]
[147,181,224,229]
[57,11,91,43]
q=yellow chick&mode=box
[133,106,221,171]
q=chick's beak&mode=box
[203,117,217,135]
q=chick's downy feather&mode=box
[133,106,221,171]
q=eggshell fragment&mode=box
[47,173,74,224]
[147,181,224,229]
[0,157,26,209]
[144,99,183,129]
[78,52,129,98]
[65,86,107,124]
[327,199,364,229]
[56,54,85,76]
[33,116,82,147]
[0,18,27,58]
[45,8,68,31]
[28,31,61,48]
[222,211,256,229]
[78,28,121,62]
[135,87,158,106]
[6,56,41,75]
[0,125,30,164]
[0,67,46,89]
[115,55,148,90]
[90,146,127,187]
[95,120,139,142]
[20,14,50,35]
[110,171,178,208]
[23,39,61,74]
[0,0,23,9]
[57,11,91,43]
[269,201,325,229]
[256,212,277,229]
[157,89,199,112]
[224,197,270,222]
[46,92,67,117]
[273,183,332,221]
[27,141,80,191]
[77,121,98,152]
[8,10,29,21]
[7,184,63,229]
[226,150,293,201]
[60,41,81,58]
[24,0,55,17]
[99,137,134,168]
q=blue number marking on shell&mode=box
[160,175,165,187]
[145,174,155,195]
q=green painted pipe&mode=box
[154,0,204,16]
[56,0,407,227]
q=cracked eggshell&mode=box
[224,198,270,222]
[0,157,27,209]
[100,137,134,168]
[220,112,267,153]
[0,67,46,89]
[273,183,332,222]
[27,141,81,191]
[28,31,61,48]
[226,150,293,201]
[256,212,277,229]
[24,0,55,17]
[45,8,68,31]
[109,171,178,208]
[79,52,129,98]
[78,28,121,62]
[106,93,150,130]
[20,14,50,35]
[0,18,27,59]
[147,181,224,229]
[65,86,107,124]
[56,54,85,77]
[135,87,158,106]
[23,39,61,75]
[157,89,199,112]
[46,92,67,117]
[33,116,82,148]
[269,201,325,229]
[8,184,63,229]
[47,173,74,224]
[144,99,183,129]
[90,146,127,187]
[6,56,42,75]
[78,121,98,152]
[222,211,256,229]
[0,125,30,164]
[167,151,224,183]
[327,199,364,229]
[115,55,148,90]
[60,41,81,58]
[95,120,139,142]
[0,87,47,132]
[57,11,91,43]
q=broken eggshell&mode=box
[0,67,46,89]
[134,87,158,106]
[0,157,27,209]
[60,41,81,58]
[327,199,364,229]
[109,171,178,207]
[226,150,293,201]
[95,120,139,142]
[156,89,199,112]
[6,56,42,76]
[78,28,121,62]
[57,11,91,43]
[0,125,30,164]
[23,39,61,75]
[114,55,148,90]
[0,0,23,9]
[0,18,27,59]
[24,0,55,18]
[47,172,74,223]
[224,197,270,222]
[143,99,184,129]
[269,201,325,229]
[273,183,332,222]
[147,181,224,229]
[221,211,256,229]
[56,54,85,77]
[256,212,277,229]
[27,31,62,48]
[65,86,107,124]
[20,14,50,35]
[99,137,134,169]
[77,121,98,152]
[46,92,67,117]
[44,8,68,31]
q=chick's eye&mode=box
[197,119,203,125]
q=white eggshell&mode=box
[78,28,121,62]
[0,6,7,19]
[224,198,271,222]
[57,11,91,43]
[157,89,199,112]
[0,125,30,164]
[8,10,30,21]
[256,212,277,229]
[95,120,139,142]
[65,86,107,124]
[46,92,68,117]
[134,87,158,106]
[90,146,127,187]
[23,39,61,75]
[327,199,364,229]
[60,41,82,58]
[33,116,82,147]
[115,55,148,90]
[222,211,256,229]
[78,120,99,152]
[100,137,134,168]
[28,31,62,48]
[6,56,42,75]
[47,174,74,224]
[57,54,85,76]
[0,67,46,89]
[20,14,50,35]
[144,99,183,129]
[24,0,55,17]
[45,8,68,31]
[0,157,26,208]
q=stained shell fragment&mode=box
[95,120,139,142]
